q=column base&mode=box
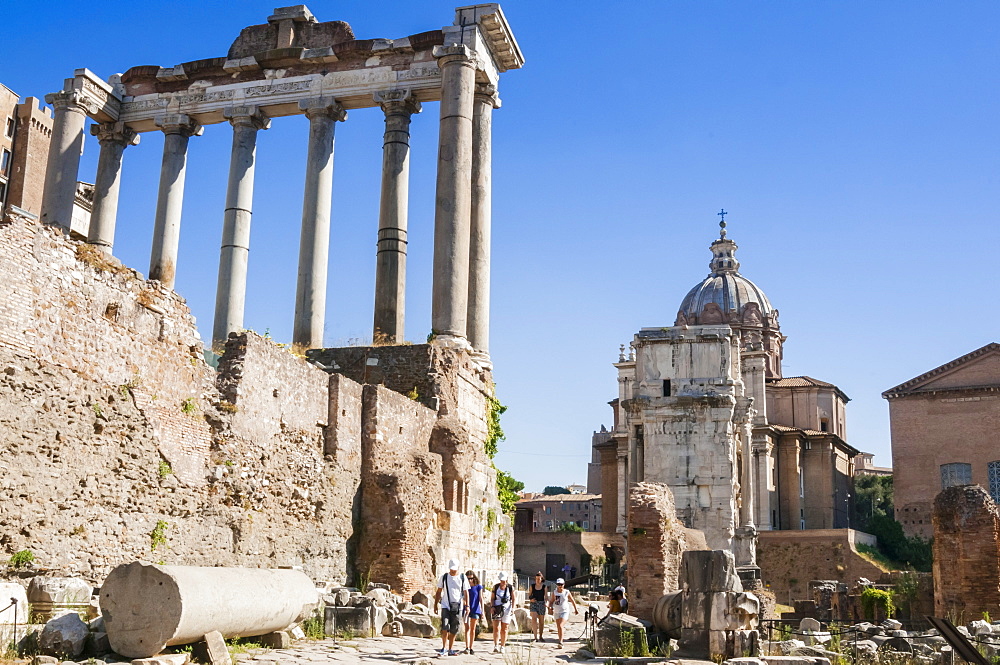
[430,334,473,352]
[470,349,493,370]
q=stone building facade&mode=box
[592,219,860,570]
[513,494,602,532]
[883,342,1000,538]
[0,84,52,220]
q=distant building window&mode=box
[545,520,553,530]
[820,418,829,432]
[0,149,10,176]
[663,379,671,397]
[4,117,13,138]
[545,506,551,514]
[989,461,1000,503]
[941,462,972,489]
[582,521,589,530]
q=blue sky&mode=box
[3,1,998,493]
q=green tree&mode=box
[557,522,583,533]
[496,468,525,514]
[543,486,570,496]
[852,474,894,531]
[852,474,932,572]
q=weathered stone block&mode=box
[256,631,290,649]
[39,613,90,659]
[324,606,370,636]
[0,582,28,626]
[397,613,435,638]
[681,550,743,593]
[194,630,229,665]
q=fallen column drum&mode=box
[101,562,319,658]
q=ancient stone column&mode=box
[213,106,270,348]
[292,99,346,350]
[101,562,318,659]
[40,90,91,230]
[149,114,202,287]
[467,84,499,362]
[87,122,139,253]
[616,450,628,533]
[753,436,773,530]
[430,45,476,345]
[372,90,421,344]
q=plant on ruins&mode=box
[300,610,325,640]
[860,587,895,622]
[149,520,169,552]
[614,628,635,658]
[495,468,524,515]
[486,508,497,533]
[158,460,172,478]
[218,400,239,414]
[893,571,921,622]
[180,397,199,415]
[656,640,674,659]
[75,243,132,277]
[92,403,103,417]
[497,538,509,558]
[407,386,420,401]
[8,549,34,569]
[484,385,507,459]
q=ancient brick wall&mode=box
[626,482,688,621]
[0,211,511,595]
[757,529,885,604]
[932,485,1000,619]
[0,346,351,584]
[0,214,215,486]
[354,384,440,595]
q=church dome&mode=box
[674,218,775,328]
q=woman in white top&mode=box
[547,578,578,648]
[489,572,514,653]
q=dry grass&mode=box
[136,288,158,307]
[75,243,133,277]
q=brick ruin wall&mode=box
[314,344,515,592]
[0,212,512,594]
[626,482,690,622]
[932,484,1000,619]
[756,529,886,604]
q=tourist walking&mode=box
[489,572,514,653]
[527,571,547,641]
[434,559,469,657]
[548,578,579,648]
[463,571,484,654]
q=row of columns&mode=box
[41,44,496,356]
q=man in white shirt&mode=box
[434,559,469,656]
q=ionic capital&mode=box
[154,114,203,137]
[298,98,347,122]
[474,83,501,109]
[373,89,422,116]
[44,89,96,115]
[432,44,475,65]
[90,121,141,146]
[223,105,271,130]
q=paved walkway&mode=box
[238,611,595,665]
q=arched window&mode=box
[988,461,1000,503]
[940,462,972,489]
